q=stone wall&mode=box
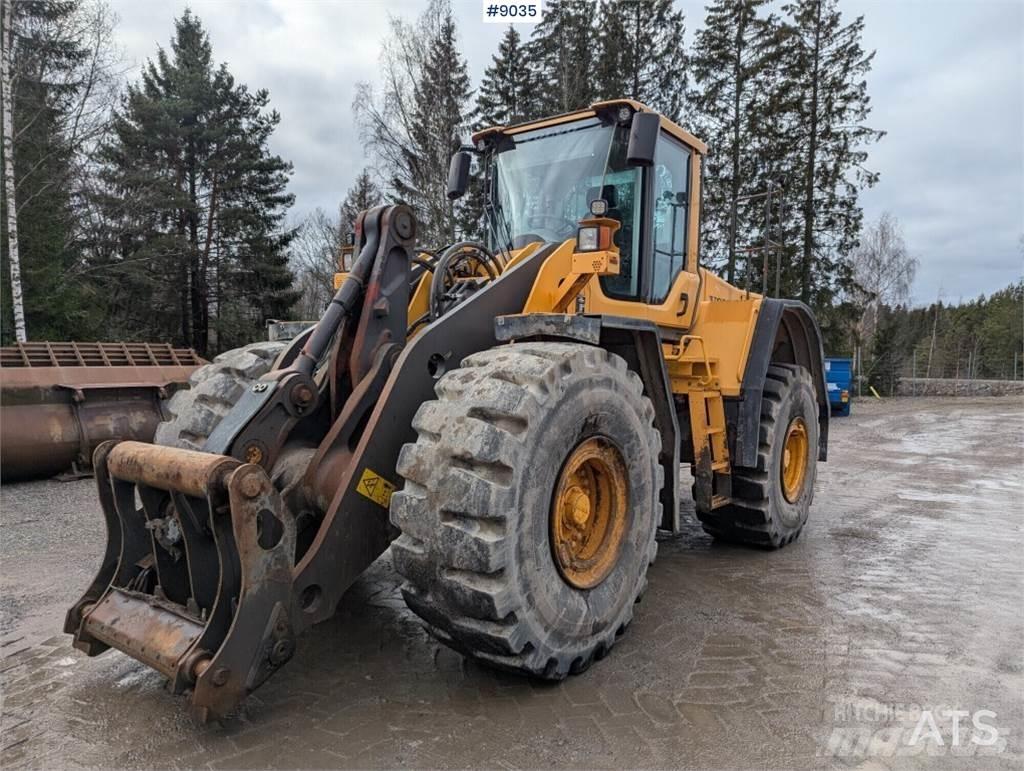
[897,378,1024,397]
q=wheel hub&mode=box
[781,417,809,503]
[563,485,592,526]
[551,437,628,589]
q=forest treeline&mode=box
[1,0,1020,376]
[346,0,884,351]
[868,283,1024,395]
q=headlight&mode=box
[577,226,600,252]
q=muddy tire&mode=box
[695,364,818,548]
[154,341,286,450]
[390,342,662,679]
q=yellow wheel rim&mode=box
[781,417,809,503]
[550,437,629,590]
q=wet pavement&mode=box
[1,396,1021,769]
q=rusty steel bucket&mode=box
[0,342,206,482]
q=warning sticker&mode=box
[356,467,396,508]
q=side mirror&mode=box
[626,112,659,167]
[447,151,472,200]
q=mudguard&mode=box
[735,299,829,469]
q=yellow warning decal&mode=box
[356,467,395,508]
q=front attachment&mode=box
[65,440,297,722]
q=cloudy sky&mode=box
[108,0,1023,305]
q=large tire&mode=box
[154,341,286,450]
[390,342,662,679]
[696,363,818,548]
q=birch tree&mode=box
[1,0,121,344]
[852,211,917,344]
[290,207,342,320]
[290,172,382,320]
[354,0,472,247]
[2,0,26,341]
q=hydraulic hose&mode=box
[293,208,385,376]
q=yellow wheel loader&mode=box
[65,100,828,720]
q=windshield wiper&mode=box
[484,199,514,261]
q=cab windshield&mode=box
[485,118,642,297]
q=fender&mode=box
[494,313,682,534]
[735,299,829,469]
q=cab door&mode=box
[644,131,700,332]
[583,125,702,333]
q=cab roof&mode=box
[471,98,708,156]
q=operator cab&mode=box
[456,100,707,328]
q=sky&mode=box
[107,0,1024,306]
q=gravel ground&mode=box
[1,395,1022,769]
[1,478,101,642]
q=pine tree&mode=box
[95,10,295,354]
[688,0,777,282]
[595,0,686,120]
[477,26,540,128]
[779,0,884,307]
[462,25,543,245]
[406,10,472,245]
[745,40,803,297]
[339,168,382,238]
[530,0,595,114]
[216,77,297,347]
[868,304,902,396]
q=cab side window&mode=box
[650,135,690,303]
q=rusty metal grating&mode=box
[0,342,205,368]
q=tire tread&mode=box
[695,364,815,549]
[391,342,661,679]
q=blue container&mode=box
[825,357,852,416]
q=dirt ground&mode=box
[1,396,1022,769]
